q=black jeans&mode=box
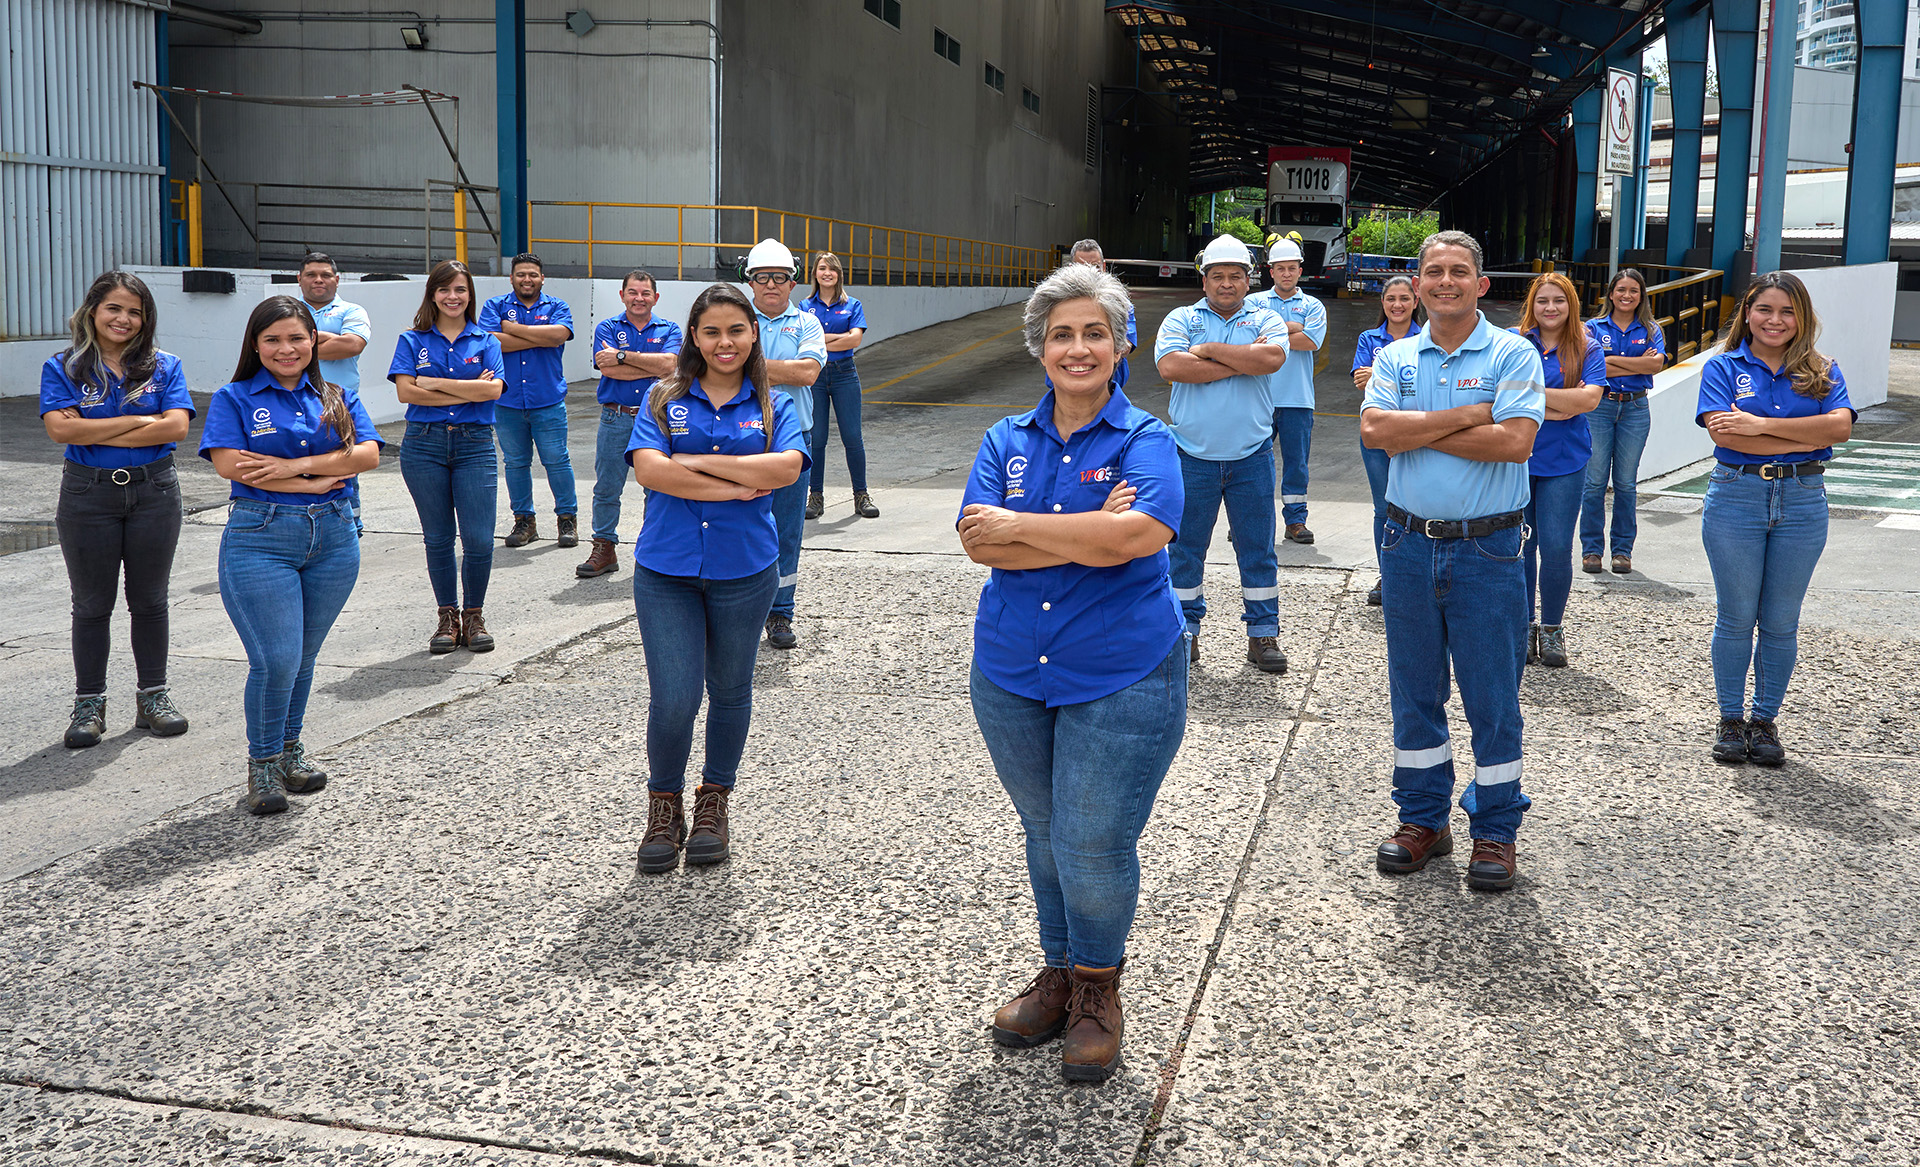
[55,456,184,695]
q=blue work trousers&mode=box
[1360,441,1391,571]
[808,360,868,494]
[1523,469,1585,627]
[591,406,639,543]
[969,639,1188,970]
[400,422,498,610]
[769,421,814,620]
[1169,445,1280,638]
[1379,519,1532,843]
[1701,466,1829,723]
[1580,393,1651,557]
[495,402,577,519]
[1272,406,1314,525]
[633,563,779,793]
[218,499,360,760]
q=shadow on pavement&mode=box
[82,803,302,891]
[1521,665,1636,715]
[1375,876,1601,1017]
[0,734,149,805]
[541,864,756,980]
[315,651,470,702]
[1731,759,1920,844]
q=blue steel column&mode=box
[1665,2,1711,265]
[1845,0,1906,264]
[1631,69,1653,251]
[1571,86,1601,261]
[1753,0,1797,273]
[496,0,529,260]
[1711,0,1760,277]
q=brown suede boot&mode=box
[577,537,619,578]
[991,966,1071,1047]
[684,783,731,865]
[430,606,461,654]
[1060,963,1124,1082]
[636,790,686,874]
[461,608,494,653]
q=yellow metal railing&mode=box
[171,178,205,266]
[529,201,1052,287]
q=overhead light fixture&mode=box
[1197,45,1215,56]
[400,24,426,49]
[566,9,596,37]
[1221,87,1237,101]
[1533,43,1550,57]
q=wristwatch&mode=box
[616,350,626,365]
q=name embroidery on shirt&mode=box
[250,406,278,437]
[1456,377,1482,390]
[1398,367,1417,397]
[415,350,432,370]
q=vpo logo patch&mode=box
[253,407,274,425]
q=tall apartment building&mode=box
[1795,0,1920,77]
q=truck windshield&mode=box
[1269,202,1344,228]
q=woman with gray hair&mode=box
[957,262,1188,1082]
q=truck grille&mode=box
[1303,240,1328,276]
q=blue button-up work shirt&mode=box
[1696,342,1855,466]
[755,303,828,432]
[477,292,573,410]
[306,296,371,394]
[625,382,810,579]
[387,322,507,425]
[1352,321,1416,375]
[39,350,196,469]
[960,387,1185,707]
[799,293,867,365]
[592,313,684,408]
[1585,314,1666,393]
[1364,312,1546,520]
[1154,297,1287,461]
[198,368,383,505]
[1248,287,1328,409]
[1523,327,1609,479]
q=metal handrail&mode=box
[527,200,1052,287]
[1562,262,1725,363]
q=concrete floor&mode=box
[1,295,1918,1166]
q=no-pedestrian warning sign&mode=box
[1604,68,1636,176]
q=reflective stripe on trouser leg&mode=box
[1389,741,1456,835]
[1172,586,1202,602]
[1280,495,1308,504]
[777,574,798,589]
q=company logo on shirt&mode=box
[1080,466,1115,484]
[123,379,153,403]
[668,403,690,424]
[1004,454,1027,501]
[1600,334,1614,350]
[1734,373,1756,399]
[250,406,277,437]
[1398,367,1417,397]
[739,417,765,432]
[416,350,432,370]
[618,330,630,345]
[1456,377,1481,390]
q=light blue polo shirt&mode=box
[1696,342,1854,466]
[306,296,371,393]
[754,303,828,432]
[477,291,574,410]
[1585,315,1665,393]
[1363,312,1546,521]
[1247,287,1327,409]
[1154,297,1287,461]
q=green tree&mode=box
[1219,215,1264,246]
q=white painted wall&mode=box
[1,268,1025,423]
[1639,262,1896,481]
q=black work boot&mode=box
[64,695,107,749]
[804,492,824,519]
[556,514,579,548]
[244,755,289,816]
[1711,717,1749,765]
[1246,636,1287,674]
[1746,718,1787,767]
[637,790,686,874]
[765,614,797,650]
[134,687,189,737]
[503,514,539,548]
[281,739,329,794]
[684,784,732,866]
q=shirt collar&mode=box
[434,320,492,343]
[755,303,802,327]
[619,311,659,331]
[1019,386,1132,438]
[1193,296,1252,323]
[243,367,305,395]
[1416,311,1496,354]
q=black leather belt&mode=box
[1719,460,1825,479]
[64,454,173,485]
[1387,504,1525,540]
[605,404,642,416]
[1602,389,1647,401]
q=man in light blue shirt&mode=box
[1154,234,1290,674]
[745,239,828,649]
[1360,230,1544,892]
[298,252,372,531]
[1247,238,1328,543]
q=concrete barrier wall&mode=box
[1,268,1026,423]
[1637,261,1896,482]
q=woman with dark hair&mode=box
[1581,268,1667,574]
[962,263,1187,1083]
[389,260,505,654]
[200,296,383,814]
[1516,272,1605,668]
[1697,271,1853,767]
[799,251,876,519]
[1350,274,1419,607]
[627,283,808,874]
[40,271,195,747]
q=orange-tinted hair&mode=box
[1519,272,1587,378]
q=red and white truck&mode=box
[1266,147,1352,290]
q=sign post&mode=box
[1603,67,1637,280]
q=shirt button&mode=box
[1042,602,1051,611]
[1052,503,1062,512]
[1062,455,1072,463]
[299,440,307,446]
[1039,655,1048,664]
[702,522,709,528]
[713,445,720,451]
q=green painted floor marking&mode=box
[1654,439,1920,512]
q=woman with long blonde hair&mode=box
[799,251,876,518]
[626,282,808,874]
[1515,272,1605,667]
[1696,271,1853,767]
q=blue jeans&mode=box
[591,406,640,543]
[218,499,360,760]
[1379,519,1531,843]
[1361,441,1390,570]
[400,422,498,609]
[1169,445,1279,637]
[633,563,779,793]
[495,402,577,519]
[969,639,1188,969]
[1580,393,1651,557]
[1701,466,1829,722]
[1272,407,1313,525]
[770,422,814,620]
[809,360,867,493]
[1523,469,1584,626]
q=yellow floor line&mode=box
[861,325,1026,395]
[867,400,1010,407]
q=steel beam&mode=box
[1753,0,1796,273]
[495,0,529,262]
[1571,84,1601,262]
[1844,0,1906,265]
[1710,0,1760,277]
[1664,2,1710,264]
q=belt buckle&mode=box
[1760,463,1786,480]
[110,468,133,486]
[1422,518,1447,538]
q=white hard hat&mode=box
[744,238,797,273]
[1197,234,1253,272]
[1267,238,1304,264]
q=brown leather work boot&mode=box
[1376,823,1453,874]
[1060,964,1124,1082]
[503,514,538,548]
[1466,838,1518,891]
[430,606,461,655]
[461,608,494,653]
[577,537,619,578]
[636,790,686,874]
[991,966,1071,1048]
[685,783,731,865]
